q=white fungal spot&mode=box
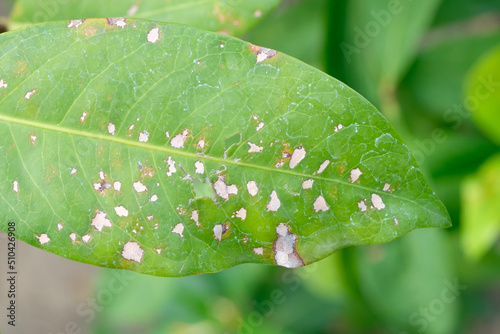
[67,19,84,28]
[133,181,147,193]
[394,218,399,226]
[350,168,362,183]
[80,111,87,122]
[248,142,264,153]
[138,130,149,142]
[313,195,330,212]
[214,176,237,200]
[247,181,259,197]
[273,223,304,268]
[36,234,50,245]
[253,247,264,255]
[108,18,126,28]
[114,206,129,217]
[24,89,36,99]
[172,223,184,238]
[147,27,160,43]
[170,129,188,148]
[57,223,63,231]
[302,179,314,189]
[195,161,204,174]
[0,79,7,89]
[70,168,77,175]
[334,124,343,132]
[266,191,281,212]
[371,194,386,210]
[113,181,121,191]
[256,122,264,131]
[197,139,205,149]
[150,194,158,202]
[213,224,228,242]
[235,208,247,221]
[166,156,177,176]
[358,200,367,212]
[289,146,306,169]
[82,234,91,243]
[191,210,201,227]
[127,4,139,15]
[383,183,391,192]
[256,47,278,63]
[12,180,19,193]
[69,233,76,243]
[91,211,112,231]
[316,160,330,174]
[122,241,144,263]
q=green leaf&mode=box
[465,45,500,145]
[0,19,450,276]
[461,154,500,261]
[9,0,279,36]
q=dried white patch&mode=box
[127,4,139,15]
[114,206,129,217]
[254,9,262,17]
[191,210,201,227]
[358,200,367,212]
[57,223,63,231]
[122,241,144,262]
[289,146,306,169]
[247,181,259,197]
[36,234,50,245]
[371,194,385,210]
[150,194,158,202]
[170,129,188,148]
[248,142,264,153]
[172,223,184,238]
[273,223,304,268]
[69,233,76,243]
[70,168,77,175]
[24,89,36,99]
[28,135,36,145]
[266,191,281,212]
[195,161,204,174]
[275,161,285,168]
[79,112,87,123]
[82,234,91,243]
[91,211,112,231]
[113,181,121,191]
[197,139,205,149]
[334,124,343,132]
[213,224,228,242]
[128,124,134,131]
[256,47,278,63]
[166,156,177,176]
[383,183,391,192]
[256,122,264,131]
[67,19,84,28]
[313,195,330,212]
[155,248,161,254]
[133,181,147,193]
[235,208,247,221]
[253,247,264,255]
[165,131,170,138]
[302,179,314,189]
[349,168,362,183]
[316,160,330,174]
[108,17,126,28]
[0,79,7,89]
[108,123,116,135]
[138,130,149,142]
[394,218,399,226]
[12,180,19,193]
[214,176,237,200]
[147,27,160,43]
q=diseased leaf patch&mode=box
[0,19,450,276]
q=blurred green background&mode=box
[1,0,500,333]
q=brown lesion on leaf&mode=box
[140,165,155,178]
[43,165,58,183]
[275,142,292,168]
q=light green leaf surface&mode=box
[9,0,279,36]
[0,19,450,276]
[465,45,500,145]
[461,154,500,261]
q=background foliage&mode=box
[0,0,499,333]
